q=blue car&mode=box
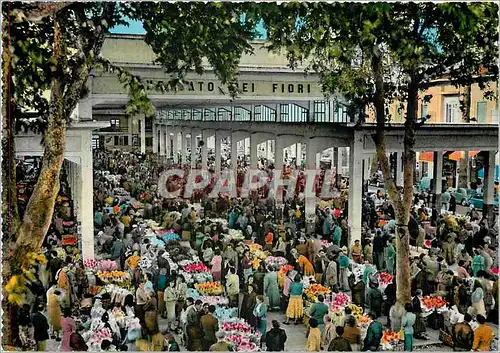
[467,192,499,212]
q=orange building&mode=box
[367,80,498,124]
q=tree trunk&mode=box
[11,19,66,274]
[370,49,412,310]
[458,154,469,188]
[2,5,20,347]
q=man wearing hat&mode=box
[296,236,308,256]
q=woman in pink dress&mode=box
[211,249,223,282]
[60,308,76,351]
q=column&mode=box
[165,126,170,159]
[466,151,471,188]
[80,131,94,260]
[333,147,340,187]
[128,116,133,147]
[231,136,238,171]
[172,129,178,163]
[275,137,285,170]
[306,139,318,169]
[395,152,403,187]
[483,151,496,226]
[159,125,166,156]
[348,131,363,246]
[191,132,197,168]
[337,147,343,175]
[182,131,189,165]
[296,143,302,167]
[432,150,444,211]
[215,132,221,175]
[152,123,158,154]
[201,130,210,170]
[140,116,146,154]
[250,134,259,169]
[331,147,335,169]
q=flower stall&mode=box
[381,330,402,351]
[221,319,261,351]
[96,271,131,288]
[264,256,288,268]
[225,229,245,241]
[194,281,224,296]
[304,284,331,302]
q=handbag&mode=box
[398,328,405,341]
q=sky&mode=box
[110,18,268,39]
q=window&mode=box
[443,96,460,123]
[313,101,327,122]
[123,136,129,146]
[492,108,498,124]
[203,109,215,121]
[110,119,120,129]
[92,136,100,149]
[146,137,153,147]
[114,136,119,145]
[476,101,487,123]
[145,118,153,132]
[421,102,429,119]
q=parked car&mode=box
[453,188,476,206]
[467,192,499,211]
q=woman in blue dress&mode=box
[264,265,281,311]
[253,295,268,345]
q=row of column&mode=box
[153,124,349,175]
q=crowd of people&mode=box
[13,150,498,352]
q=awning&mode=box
[448,151,481,162]
[420,151,480,163]
[419,152,434,162]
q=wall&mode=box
[366,81,498,124]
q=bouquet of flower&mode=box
[84,258,97,270]
[97,260,118,272]
[332,292,351,307]
[221,321,253,334]
[194,281,224,295]
[226,229,244,241]
[357,314,372,329]
[125,255,141,269]
[252,249,267,260]
[348,304,363,319]
[96,271,131,285]
[329,305,346,327]
[422,296,447,310]
[492,267,499,275]
[193,273,213,283]
[88,327,113,347]
[207,218,228,227]
[251,257,262,270]
[321,240,333,248]
[265,256,287,267]
[304,284,331,302]
[226,335,256,351]
[162,232,181,243]
[214,306,238,323]
[111,307,126,326]
[378,272,393,286]
[381,330,400,351]
[199,295,229,306]
[183,262,210,273]
[248,243,262,252]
